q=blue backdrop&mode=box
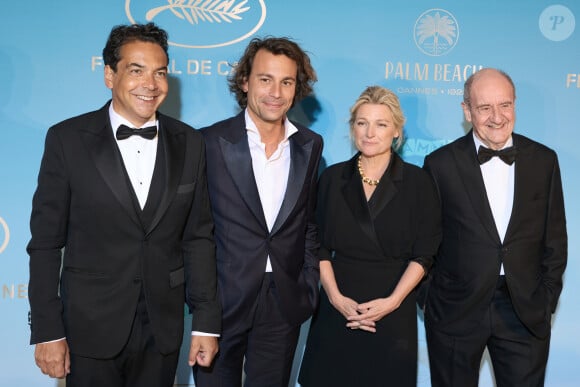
[1,1,578,386]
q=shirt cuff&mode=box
[38,337,66,344]
[191,331,220,337]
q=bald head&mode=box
[464,68,516,106]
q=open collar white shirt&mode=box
[245,109,297,272]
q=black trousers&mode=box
[194,273,301,387]
[426,276,550,387]
[66,287,179,387]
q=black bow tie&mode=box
[116,124,157,140]
[477,146,517,165]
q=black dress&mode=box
[299,153,441,387]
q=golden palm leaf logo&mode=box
[146,0,250,25]
[126,0,266,48]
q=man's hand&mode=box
[34,339,70,378]
[188,335,218,367]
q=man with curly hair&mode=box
[194,37,323,387]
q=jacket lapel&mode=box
[504,134,528,242]
[369,153,401,219]
[219,124,268,230]
[453,131,501,243]
[340,154,381,249]
[146,118,184,235]
[270,132,313,234]
[82,104,142,228]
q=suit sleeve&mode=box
[542,155,567,313]
[27,127,69,344]
[183,134,222,334]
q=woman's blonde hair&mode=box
[349,86,405,151]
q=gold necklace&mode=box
[357,155,380,186]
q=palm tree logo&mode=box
[414,9,459,56]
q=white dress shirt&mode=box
[245,109,297,272]
[474,133,515,275]
[109,104,158,209]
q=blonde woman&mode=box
[299,86,441,387]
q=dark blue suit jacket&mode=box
[201,111,323,328]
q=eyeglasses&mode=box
[470,102,514,116]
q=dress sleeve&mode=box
[316,167,334,262]
[410,169,442,272]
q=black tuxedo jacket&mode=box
[201,111,323,328]
[28,102,221,358]
[423,131,567,338]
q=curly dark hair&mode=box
[228,37,317,108]
[102,23,169,72]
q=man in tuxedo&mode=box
[423,68,567,386]
[194,37,323,387]
[27,23,220,386]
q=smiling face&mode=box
[352,103,400,160]
[462,69,516,150]
[242,49,297,130]
[104,40,168,127]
